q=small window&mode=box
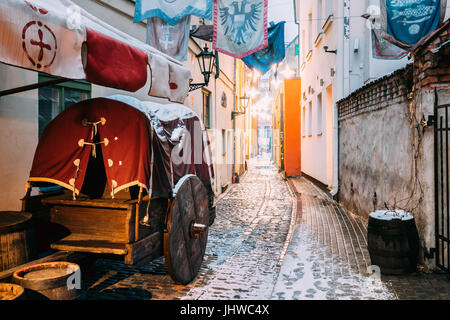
[308,101,312,136]
[325,0,333,18]
[317,93,323,135]
[302,106,306,137]
[308,13,312,51]
[202,89,211,129]
[301,30,306,61]
[222,129,226,155]
[317,0,323,34]
[38,74,91,137]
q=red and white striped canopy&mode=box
[0,0,192,103]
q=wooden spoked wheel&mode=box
[164,175,209,284]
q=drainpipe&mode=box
[232,58,236,178]
[330,0,346,197]
[293,0,300,77]
[214,59,218,193]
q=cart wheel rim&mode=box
[163,175,209,284]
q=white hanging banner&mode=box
[147,15,191,62]
[0,0,85,79]
[213,0,268,59]
[0,0,193,103]
[134,0,212,24]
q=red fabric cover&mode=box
[30,102,92,194]
[29,97,214,198]
[84,28,148,92]
[30,98,151,196]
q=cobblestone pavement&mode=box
[83,158,294,300]
[82,159,450,300]
[273,176,450,300]
[182,158,294,299]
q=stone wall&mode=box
[337,65,416,221]
[337,20,450,268]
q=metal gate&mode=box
[435,98,450,272]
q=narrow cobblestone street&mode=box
[276,176,450,300]
[83,158,294,300]
[82,158,450,300]
[273,177,397,300]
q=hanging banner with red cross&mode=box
[0,0,85,79]
[0,0,193,103]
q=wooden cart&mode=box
[22,96,216,284]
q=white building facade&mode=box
[295,0,409,192]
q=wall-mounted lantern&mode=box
[232,94,250,119]
[189,44,218,92]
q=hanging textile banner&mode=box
[213,0,268,59]
[372,29,408,59]
[242,21,285,75]
[0,0,193,103]
[0,0,85,79]
[134,0,212,25]
[190,25,214,42]
[380,0,447,51]
[147,15,191,62]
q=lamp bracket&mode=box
[231,111,245,120]
[189,83,207,92]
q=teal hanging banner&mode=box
[134,0,212,24]
[380,0,447,51]
[241,21,285,75]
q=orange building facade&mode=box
[273,78,301,177]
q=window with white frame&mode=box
[308,101,312,136]
[308,13,312,51]
[302,29,306,60]
[302,106,306,137]
[325,0,332,18]
[317,93,323,135]
[317,0,323,34]
[222,129,226,155]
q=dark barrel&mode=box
[0,211,36,272]
[12,261,83,300]
[367,211,420,274]
[0,283,25,300]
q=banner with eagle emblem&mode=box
[213,0,268,59]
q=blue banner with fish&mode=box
[380,0,447,50]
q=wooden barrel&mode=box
[12,262,83,300]
[367,211,420,275]
[0,283,25,300]
[0,211,36,272]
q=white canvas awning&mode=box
[0,0,192,103]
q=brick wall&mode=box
[413,20,450,90]
[337,65,413,120]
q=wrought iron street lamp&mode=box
[189,45,217,92]
[232,94,250,119]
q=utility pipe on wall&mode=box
[330,0,347,197]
